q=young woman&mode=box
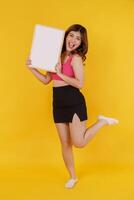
[26,24,119,189]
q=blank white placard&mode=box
[29,24,65,72]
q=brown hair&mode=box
[61,24,88,62]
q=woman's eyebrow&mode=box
[69,33,81,38]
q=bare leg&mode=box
[83,119,107,146]
[69,113,118,148]
[61,143,77,179]
[55,123,77,179]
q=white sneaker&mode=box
[65,178,78,189]
[98,115,119,125]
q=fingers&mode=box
[55,65,61,74]
[26,57,35,71]
[55,62,62,69]
[26,57,32,66]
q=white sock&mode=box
[65,178,78,189]
[98,115,119,125]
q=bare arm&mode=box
[29,69,52,84]
[26,58,52,85]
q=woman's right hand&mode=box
[26,56,32,65]
[26,57,35,70]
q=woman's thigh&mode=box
[69,113,87,145]
[55,122,71,145]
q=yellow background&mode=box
[0,0,134,199]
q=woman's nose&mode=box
[71,37,76,43]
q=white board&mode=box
[29,24,65,72]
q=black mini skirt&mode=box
[52,85,88,123]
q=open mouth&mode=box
[68,42,76,49]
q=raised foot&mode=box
[98,115,119,125]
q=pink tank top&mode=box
[50,55,75,80]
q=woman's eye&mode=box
[77,38,80,40]
[69,34,73,37]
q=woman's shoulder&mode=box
[71,54,83,64]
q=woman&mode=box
[26,24,119,189]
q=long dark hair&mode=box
[61,24,88,61]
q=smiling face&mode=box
[66,31,82,52]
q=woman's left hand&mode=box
[55,63,61,74]
[55,59,62,75]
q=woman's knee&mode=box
[61,140,72,148]
[72,140,85,148]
